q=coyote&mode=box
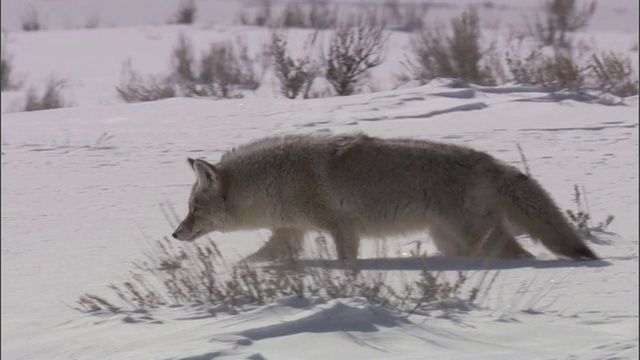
[172,133,598,262]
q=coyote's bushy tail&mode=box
[497,170,599,260]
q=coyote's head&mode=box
[172,158,229,242]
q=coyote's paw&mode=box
[244,250,279,263]
[244,244,301,263]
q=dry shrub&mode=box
[2,32,25,91]
[271,30,320,99]
[308,0,338,30]
[566,185,614,235]
[281,1,306,28]
[84,11,100,29]
[171,33,262,98]
[325,11,389,96]
[23,77,68,111]
[383,0,429,32]
[1,51,16,91]
[589,51,639,97]
[190,38,262,98]
[75,234,478,315]
[22,6,41,31]
[528,0,596,48]
[506,42,638,96]
[173,0,197,25]
[116,59,176,103]
[408,6,499,86]
[238,0,273,27]
[172,33,261,98]
[115,34,264,102]
[84,12,101,29]
[239,0,337,29]
[507,45,587,92]
[171,33,197,85]
[1,31,20,91]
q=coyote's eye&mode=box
[191,204,204,214]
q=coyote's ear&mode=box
[192,159,221,191]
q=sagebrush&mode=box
[76,233,480,316]
[116,34,265,102]
[383,0,428,32]
[527,0,596,48]
[271,30,320,99]
[325,12,389,95]
[173,0,197,25]
[172,34,263,98]
[589,51,639,97]
[407,6,500,86]
[23,77,68,111]
[194,39,262,98]
[238,0,338,29]
[1,48,17,91]
[507,44,587,92]
[238,0,273,26]
[21,6,41,31]
[116,59,176,103]
[506,41,639,96]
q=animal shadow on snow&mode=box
[262,256,611,272]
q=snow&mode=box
[1,1,639,359]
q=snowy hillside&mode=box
[1,0,639,359]
[2,82,638,359]
[1,1,638,113]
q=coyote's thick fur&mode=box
[172,133,598,262]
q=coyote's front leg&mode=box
[245,228,305,262]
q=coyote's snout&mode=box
[173,133,598,262]
[171,212,199,241]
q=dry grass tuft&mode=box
[566,185,614,235]
[76,233,479,316]
[23,77,68,111]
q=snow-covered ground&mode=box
[1,1,639,359]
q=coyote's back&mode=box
[172,133,598,262]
